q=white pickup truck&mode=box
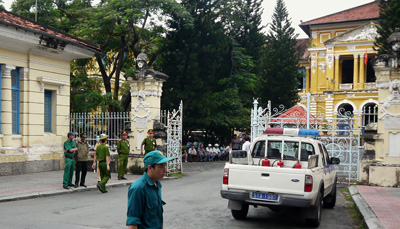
[220,128,340,227]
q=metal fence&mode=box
[69,112,131,151]
[251,98,363,184]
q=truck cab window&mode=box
[322,144,331,164]
[318,144,327,166]
[283,141,299,160]
[252,141,265,158]
[300,143,315,161]
[267,141,282,159]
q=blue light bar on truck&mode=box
[263,128,320,137]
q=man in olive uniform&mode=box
[126,151,174,228]
[117,132,129,180]
[93,135,111,193]
[63,132,77,189]
[141,129,157,156]
[75,132,89,188]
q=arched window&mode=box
[338,103,354,118]
[362,103,378,127]
[337,103,353,135]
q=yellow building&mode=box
[0,9,98,175]
[298,1,380,127]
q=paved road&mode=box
[0,161,353,228]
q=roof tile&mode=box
[0,8,99,52]
[302,1,379,25]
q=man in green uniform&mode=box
[63,132,77,189]
[75,132,89,188]
[126,151,174,228]
[117,132,130,180]
[92,135,111,193]
[141,129,157,156]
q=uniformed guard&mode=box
[63,132,77,189]
[141,129,157,156]
[117,132,130,180]
[94,133,109,183]
[126,151,174,228]
[75,132,89,188]
[92,135,111,193]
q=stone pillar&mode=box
[353,54,359,89]
[359,55,365,90]
[324,93,334,120]
[1,65,14,148]
[305,67,310,93]
[334,55,340,90]
[130,80,166,155]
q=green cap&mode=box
[100,135,108,140]
[144,151,174,168]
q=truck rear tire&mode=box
[231,203,249,220]
[305,193,322,227]
[323,181,337,208]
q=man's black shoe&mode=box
[80,184,87,188]
[63,186,69,190]
[121,177,127,180]
[67,184,74,187]
[96,184,103,193]
[118,178,121,180]
[74,184,78,188]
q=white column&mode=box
[1,65,15,147]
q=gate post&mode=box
[251,99,259,142]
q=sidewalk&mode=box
[0,170,141,203]
[350,185,400,229]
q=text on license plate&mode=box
[251,192,279,201]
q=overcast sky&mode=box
[2,0,374,38]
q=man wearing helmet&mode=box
[117,132,130,180]
[63,132,78,189]
[141,129,157,156]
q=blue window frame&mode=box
[11,68,20,134]
[0,65,2,133]
[44,90,52,132]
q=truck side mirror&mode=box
[331,157,340,165]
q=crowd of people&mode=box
[182,133,251,162]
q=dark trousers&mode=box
[75,161,87,186]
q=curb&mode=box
[0,176,176,203]
[0,181,133,203]
[349,186,385,229]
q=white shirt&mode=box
[242,141,251,152]
[189,148,197,155]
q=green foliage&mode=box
[375,0,400,54]
[0,0,4,10]
[160,0,264,142]
[258,0,300,108]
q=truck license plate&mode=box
[251,192,279,201]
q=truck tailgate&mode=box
[228,164,306,195]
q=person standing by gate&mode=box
[117,132,130,180]
[126,151,174,228]
[93,135,111,193]
[75,132,89,188]
[63,132,77,189]
[230,134,240,150]
[141,129,157,156]
[94,134,109,183]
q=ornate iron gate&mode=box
[69,112,131,151]
[166,101,183,174]
[251,99,362,183]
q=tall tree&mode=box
[11,0,191,112]
[161,0,252,142]
[375,0,400,54]
[0,0,4,10]
[259,0,300,108]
